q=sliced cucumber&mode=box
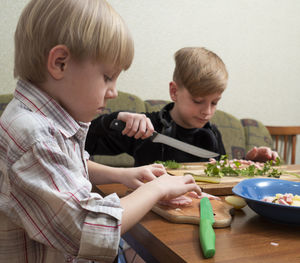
[184,173,221,184]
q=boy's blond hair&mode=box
[173,47,228,97]
[14,0,134,84]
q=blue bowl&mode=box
[232,178,300,224]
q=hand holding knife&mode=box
[110,119,219,158]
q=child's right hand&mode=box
[147,173,202,201]
[246,146,279,162]
[120,173,202,234]
[117,112,154,139]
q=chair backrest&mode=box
[266,126,300,164]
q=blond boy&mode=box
[0,1,201,262]
[86,47,278,165]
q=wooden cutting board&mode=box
[152,196,232,228]
[167,164,300,196]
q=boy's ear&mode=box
[169,81,178,102]
[47,45,70,80]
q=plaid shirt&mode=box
[0,80,123,263]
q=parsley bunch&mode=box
[154,160,182,169]
[204,155,282,178]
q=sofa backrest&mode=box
[94,91,272,166]
[102,92,147,114]
[0,91,273,167]
[211,110,246,159]
[241,118,273,153]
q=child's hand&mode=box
[147,173,202,201]
[246,146,279,162]
[120,171,201,234]
[120,163,166,189]
[117,112,154,139]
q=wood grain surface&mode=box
[152,197,232,228]
[96,168,300,263]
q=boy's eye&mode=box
[193,100,203,104]
[104,75,112,82]
[193,100,218,106]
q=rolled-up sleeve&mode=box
[79,193,122,261]
[8,139,123,262]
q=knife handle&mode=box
[110,119,158,140]
[110,119,126,131]
[199,219,216,258]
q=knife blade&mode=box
[109,119,219,158]
[199,197,215,258]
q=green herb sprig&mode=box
[154,160,183,169]
[204,155,282,178]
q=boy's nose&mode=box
[201,104,213,116]
[106,86,118,99]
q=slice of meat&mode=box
[157,195,193,208]
[198,192,221,201]
[187,191,220,201]
[157,191,220,208]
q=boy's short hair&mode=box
[173,47,228,97]
[14,0,134,84]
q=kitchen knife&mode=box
[199,197,215,258]
[109,119,219,158]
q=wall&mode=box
[1,0,300,163]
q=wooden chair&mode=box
[266,126,300,164]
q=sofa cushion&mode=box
[0,94,13,117]
[101,91,146,114]
[211,110,246,159]
[241,118,273,152]
[144,100,169,112]
[92,91,146,167]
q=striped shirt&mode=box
[0,80,123,263]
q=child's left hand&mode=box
[246,146,279,162]
[120,163,166,189]
[117,112,154,139]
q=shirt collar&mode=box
[14,79,89,138]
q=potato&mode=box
[225,195,247,209]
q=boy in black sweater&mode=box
[86,47,278,166]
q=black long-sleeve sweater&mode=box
[85,103,226,166]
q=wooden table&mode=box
[97,165,300,263]
[122,205,300,263]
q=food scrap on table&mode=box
[270,242,279,247]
